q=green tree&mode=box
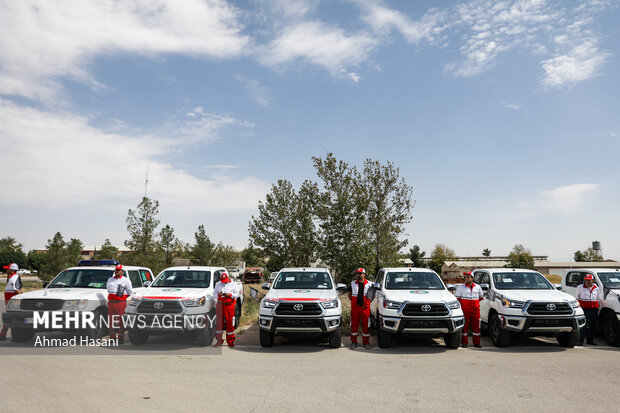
[506,244,535,269]
[482,248,491,257]
[408,245,426,268]
[212,243,240,266]
[241,244,265,267]
[191,225,215,265]
[158,225,178,266]
[40,233,82,279]
[0,236,23,252]
[313,153,372,282]
[124,197,160,267]
[0,236,27,269]
[362,158,414,274]
[27,250,46,273]
[94,239,118,260]
[573,248,603,262]
[428,244,457,274]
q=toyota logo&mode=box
[421,304,432,312]
[546,303,556,311]
[36,302,44,308]
[293,304,304,311]
[154,302,164,310]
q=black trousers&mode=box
[580,308,598,342]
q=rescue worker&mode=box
[455,271,484,348]
[0,263,23,341]
[106,264,133,344]
[348,268,372,349]
[576,273,599,345]
[213,272,241,348]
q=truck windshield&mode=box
[273,272,333,289]
[152,270,211,288]
[384,272,445,290]
[493,272,553,290]
[597,273,620,289]
[47,269,112,289]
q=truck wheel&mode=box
[84,308,106,340]
[444,331,462,349]
[128,329,149,345]
[377,323,392,348]
[602,313,620,346]
[489,313,511,347]
[196,325,214,347]
[328,326,341,348]
[11,329,34,343]
[234,302,242,328]
[260,329,274,347]
[556,330,579,347]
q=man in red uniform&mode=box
[576,273,599,345]
[455,271,484,348]
[0,263,23,341]
[348,268,372,349]
[106,264,133,344]
[214,272,241,348]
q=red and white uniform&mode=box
[350,280,372,345]
[455,282,484,346]
[214,279,241,346]
[4,273,22,304]
[106,275,133,340]
[576,283,599,309]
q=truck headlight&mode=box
[62,299,89,311]
[321,299,338,309]
[568,299,580,308]
[127,296,141,306]
[383,299,402,310]
[185,297,207,307]
[447,300,460,309]
[262,298,278,309]
[7,298,21,310]
[500,297,525,308]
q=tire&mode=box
[128,329,149,345]
[602,312,620,347]
[444,330,462,349]
[259,328,274,347]
[196,325,214,347]
[489,313,511,347]
[557,330,579,347]
[84,308,106,340]
[377,317,392,348]
[328,326,341,348]
[234,302,242,328]
[11,329,34,343]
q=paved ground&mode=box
[2,327,618,412]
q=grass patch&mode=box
[238,284,263,330]
[21,281,43,293]
[544,274,562,283]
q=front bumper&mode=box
[2,311,35,329]
[258,315,341,334]
[379,314,465,335]
[497,313,586,334]
[124,312,213,332]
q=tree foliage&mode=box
[0,236,27,270]
[241,244,265,267]
[408,245,426,268]
[506,244,535,269]
[482,248,491,257]
[124,197,160,267]
[158,224,179,267]
[94,239,119,260]
[191,225,215,266]
[573,248,603,262]
[212,243,240,266]
[41,232,83,280]
[428,244,456,274]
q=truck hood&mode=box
[266,288,336,302]
[138,287,211,300]
[498,289,575,302]
[383,289,457,303]
[18,288,108,301]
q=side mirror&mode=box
[143,281,151,287]
[261,283,270,291]
[554,284,562,290]
[480,283,489,291]
[42,281,49,288]
[372,282,380,290]
[336,283,347,292]
[447,284,456,293]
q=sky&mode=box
[1,0,619,261]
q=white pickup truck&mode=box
[124,266,243,346]
[258,267,347,348]
[2,260,153,342]
[475,268,585,347]
[561,268,620,346]
[370,267,465,349]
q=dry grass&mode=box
[238,283,263,329]
[544,274,562,283]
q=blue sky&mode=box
[1,0,619,261]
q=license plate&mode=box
[24,318,33,324]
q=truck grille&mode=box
[275,302,322,316]
[526,302,572,315]
[20,299,64,311]
[402,303,449,317]
[402,319,449,329]
[137,300,183,314]
[274,318,321,328]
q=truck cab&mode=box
[561,268,620,346]
[370,267,465,349]
[476,268,585,347]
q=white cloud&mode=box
[501,101,521,110]
[541,39,609,87]
[234,75,272,107]
[259,21,377,75]
[0,0,250,103]
[540,183,599,215]
[0,98,267,211]
[610,131,617,137]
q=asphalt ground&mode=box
[1,327,618,413]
